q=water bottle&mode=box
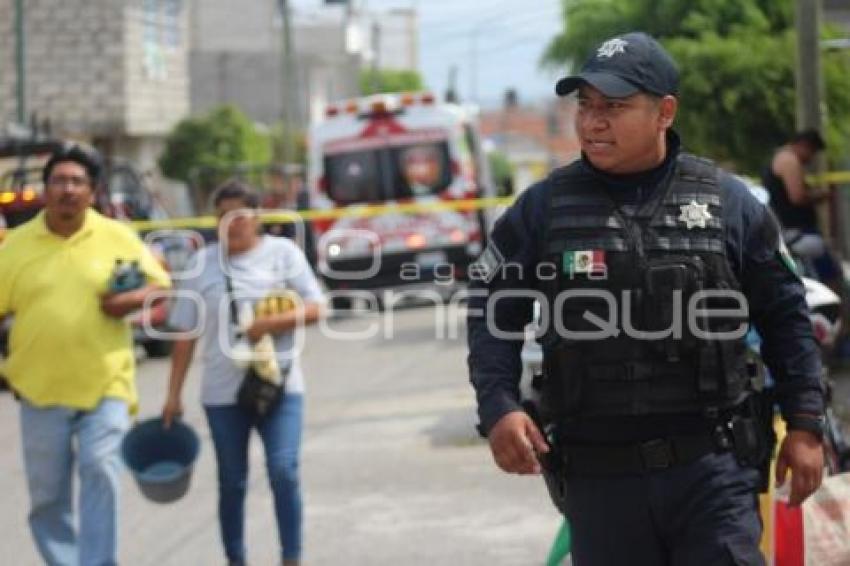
[110,259,145,293]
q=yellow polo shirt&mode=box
[0,209,171,410]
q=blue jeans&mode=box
[19,398,130,566]
[204,394,303,563]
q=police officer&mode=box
[468,32,825,566]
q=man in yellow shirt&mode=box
[0,145,170,566]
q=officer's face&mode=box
[576,85,677,174]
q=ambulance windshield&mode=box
[325,141,452,205]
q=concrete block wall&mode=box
[0,3,17,125]
[189,0,364,127]
[0,0,188,141]
[0,0,126,135]
[124,0,189,136]
[189,0,279,53]
[190,50,284,125]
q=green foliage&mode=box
[822,27,850,158]
[542,0,850,173]
[488,151,515,196]
[158,105,272,185]
[270,124,307,166]
[359,69,425,95]
[665,31,797,170]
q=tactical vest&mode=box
[539,154,750,420]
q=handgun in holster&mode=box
[728,390,776,493]
[522,399,569,516]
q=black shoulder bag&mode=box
[224,273,285,417]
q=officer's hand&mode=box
[488,410,550,475]
[775,430,824,507]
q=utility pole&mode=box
[371,19,381,93]
[795,0,823,134]
[468,32,478,103]
[795,1,835,245]
[445,65,458,103]
[279,0,299,165]
[15,0,26,126]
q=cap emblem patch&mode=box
[597,38,628,58]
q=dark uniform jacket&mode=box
[467,132,824,443]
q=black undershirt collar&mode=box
[579,130,682,204]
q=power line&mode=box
[421,4,561,44]
[417,0,521,31]
[423,15,561,55]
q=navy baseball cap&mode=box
[555,32,679,98]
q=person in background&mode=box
[262,167,317,268]
[762,129,840,284]
[0,144,171,566]
[162,181,325,566]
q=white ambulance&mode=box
[307,92,494,306]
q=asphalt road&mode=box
[0,306,561,566]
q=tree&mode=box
[270,124,307,166]
[159,105,272,185]
[159,105,273,212]
[488,150,515,196]
[359,69,425,95]
[542,0,850,173]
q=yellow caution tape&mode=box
[808,171,850,185]
[130,216,219,231]
[128,196,516,232]
[125,170,850,232]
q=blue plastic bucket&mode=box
[122,417,200,504]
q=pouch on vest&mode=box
[643,255,706,361]
[542,343,583,418]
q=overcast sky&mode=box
[293,0,566,108]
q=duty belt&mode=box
[559,429,732,476]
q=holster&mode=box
[540,446,569,516]
[523,400,569,515]
[730,391,776,493]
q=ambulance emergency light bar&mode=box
[325,92,437,118]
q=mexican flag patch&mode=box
[563,250,606,275]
